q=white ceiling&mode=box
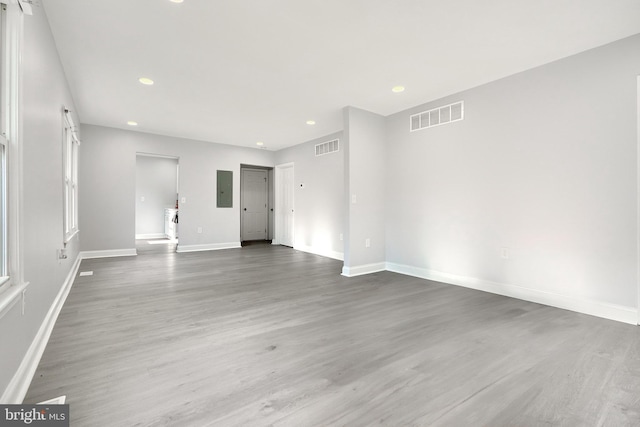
[41,0,640,151]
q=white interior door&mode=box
[241,169,268,241]
[275,163,294,247]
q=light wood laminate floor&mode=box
[26,244,640,426]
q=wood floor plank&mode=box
[25,243,640,426]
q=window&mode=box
[0,134,6,287]
[0,4,8,291]
[63,109,79,243]
[0,0,27,300]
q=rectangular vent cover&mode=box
[410,101,464,132]
[315,139,340,156]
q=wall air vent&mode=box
[315,139,340,156]
[410,101,464,132]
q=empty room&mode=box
[1,0,640,425]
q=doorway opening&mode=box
[240,165,274,244]
[135,153,179,255]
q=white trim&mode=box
[135,233,166,240]
[386,262,638,325]
[293,244,343,261]
[341,262,386,277]
[62,108,79,244]
[637,75,640,326]
[275,162,294,168]
[176,242,241,253]
[16,0,31,15]
[63,228,79,245]
[4,2,26,294]
[80,249,137,259]
[0,254,81,403]
[37,396,66,405]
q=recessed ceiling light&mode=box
[306,120,316,125]
[127,121,138,126]
[170,0,184,3]
[138,77,154,85]
[256,141,264,146]
[392,86,405,93]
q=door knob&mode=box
[243,208,247,211]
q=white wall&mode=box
[274,131,344,260]
[0,6,80,397]
[343,107,387,275]
[135,155,178,238]
[79,125,275,253]
[3,0,637,406]
[385,34,640,322]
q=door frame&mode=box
[135,152,179,242]
[274,162,294,246]
[240,165,272,242]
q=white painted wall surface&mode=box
[135,156,178,238]
[343,107,386,274]
[0,5,80,397]
[385,34,640,311]
[274,131,344,260]
[79,125,275,252]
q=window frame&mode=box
[0,2,9,293]
[62,109,79,244]
[0,133,7,290]
[0,0,27,303]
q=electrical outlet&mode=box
[140,196,145,202]
[197,227,202,234]
[365,238,371,248]
[501,247,509,259]
[339,233,343,241]
[181,197,186,204]
[351,194,357,204]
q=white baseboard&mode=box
[176,242,241,253]
[342,262,386,277]
[135,233,166,240]
[1,254,82,403]
[293,244,344,261]
[80,248,137,259]
[386,262,638,325]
